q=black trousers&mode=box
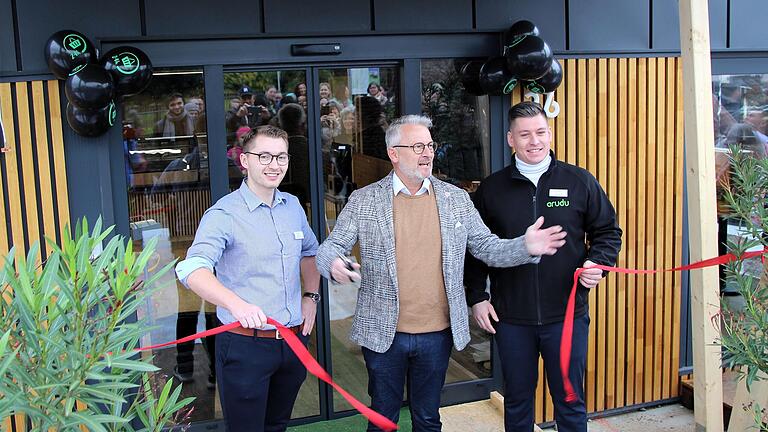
[176,311,218,376]
[215,331,308,432]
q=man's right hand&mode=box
[237,104,249,118]
[330,257,361,284]
[230,301,267,329]
[524,216,567,256]
[472,300,498,334]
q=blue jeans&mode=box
[494,315,589,432]
[362,329,453,431]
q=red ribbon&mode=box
[137,319,398,431]
[560,249,766,403]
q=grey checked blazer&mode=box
[316,172,539,353]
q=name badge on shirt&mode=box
[549,188,568,198]
[294,231,304,240]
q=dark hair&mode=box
[242,125,289,152]
[168,93,183,104]
[278,103,306,134]
[508,101,546,130]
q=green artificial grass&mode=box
[288,407,411,432]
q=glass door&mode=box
[118,60,497,429]
[315,65,402,413]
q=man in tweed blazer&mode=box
[316,115,566,431]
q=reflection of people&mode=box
[123,122,147,187]
[151,141,219,389]
[716,123,766,287]
[227,126,251,173]
[465,102,622,432]
[176,125,320,432]
[359,96,388,160]
[367,82,387,105]
[278,103,310,208]
[155,93,194,138]
[316,114,567,431]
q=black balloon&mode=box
[66,101,117,137]
[44,30,97,80]
[524,59,563,94]
[100,46,153,97]
[505,35,553,80]
[460,60,486,96]
[479,57,518,96]
[503,20,540,53]
[65,64,114,109]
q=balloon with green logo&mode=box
[100,46,153,98]
[44,30,97,80]
[524,58,563,94]
[503,20,540,54]
[66,101,117,137]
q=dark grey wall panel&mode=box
[730,0,768,49]
[264,0,369,33]
[374,0,472,32]
[101,34,499,68]
[569,0,649,51]
[0,0,16,72]
[146,0,262,36]
[652,0,727,50]
[475,0,566,51]
[15,0,141,74]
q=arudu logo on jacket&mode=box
[546,199,570,208]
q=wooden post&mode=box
[678,1,723,431]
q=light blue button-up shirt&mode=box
[175,180,319,328]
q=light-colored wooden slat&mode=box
[615,57,628,409]
[671,57,684,397]
[634,57,648,403]
[555,63,566,162]
[653,57,666,402]
[47,80,70,243]
[15,83,41,253]
[1,83,27,258]
[535,356,544,423]
[644,57,658,403]
[625,57,638,406]
[605,58,619,410]
[566,59,577,166]
[0,84,11,254]
[31,81,56,251]
[595,57,608,413]
[659,58,675,399]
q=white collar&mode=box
[392,172,431,196]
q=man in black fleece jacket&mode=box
[464,101,622,432]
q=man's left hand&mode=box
[579,260,603,289]
[301,297,317,336]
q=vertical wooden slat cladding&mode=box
[0,79,69,260]
[508,57,684,424]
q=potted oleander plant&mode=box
[719,140,768,431]
[0,218,193,431]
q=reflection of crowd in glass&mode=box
[712,79,768,291]
[223,80,395,174]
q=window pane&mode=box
[119,69,218,423]
[422,59,492,383]
[222,70,320,420]
[712,74,768,294]
[319,65,401,413]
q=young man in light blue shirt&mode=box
[175,125,320,432]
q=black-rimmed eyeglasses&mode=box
[391,141,440,154]
[243,151,291,166]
